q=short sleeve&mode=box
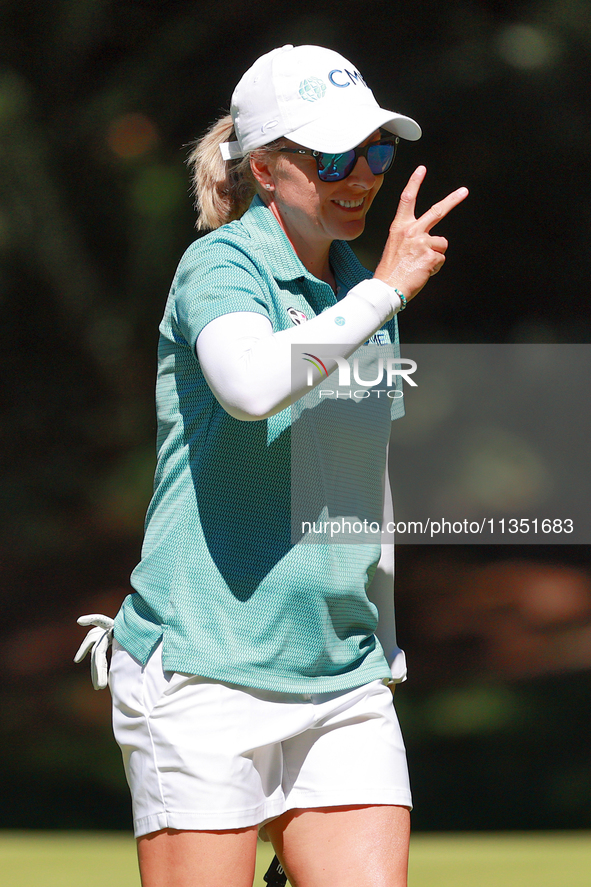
[171,237,273,350]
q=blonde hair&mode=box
[188,114,280,231]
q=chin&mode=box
[339,219,367,241]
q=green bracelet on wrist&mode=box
[394,288,407,311]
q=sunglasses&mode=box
[277,137,399,182]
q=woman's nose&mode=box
[347,156,378,188]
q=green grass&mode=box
[1,830,590,886]
[408,832,591,887]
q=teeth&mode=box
[334,198,364,208]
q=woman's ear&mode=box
[250,152,275,194]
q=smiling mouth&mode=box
[332,198,365,209]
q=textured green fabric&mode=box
[114,196,404,692]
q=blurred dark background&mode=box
[1,0,590,831]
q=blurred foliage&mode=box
[0,0,590,830]
[400,672,591,830]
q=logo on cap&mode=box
[298,77,326,102]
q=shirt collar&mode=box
[239,195,371,290]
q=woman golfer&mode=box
[76,44,467,887]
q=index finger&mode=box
[392,165,428,224]
[418,186,469,232]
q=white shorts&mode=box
[109,640,412,838]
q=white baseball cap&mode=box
[219,44,421,160]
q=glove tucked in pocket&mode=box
[74,614,114,690]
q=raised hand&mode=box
[374,166,468,303]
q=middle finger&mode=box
[418,186,469,233]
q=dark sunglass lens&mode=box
[317,150,356,182]
[367,142,396,175]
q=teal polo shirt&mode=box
[114,195,404,693]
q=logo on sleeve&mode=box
[288,307,308,325]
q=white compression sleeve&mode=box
[195,277,402,421]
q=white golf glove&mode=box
[74,614,114,690]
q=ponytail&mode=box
[188,115,256,231]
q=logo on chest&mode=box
[287,307,308,326]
